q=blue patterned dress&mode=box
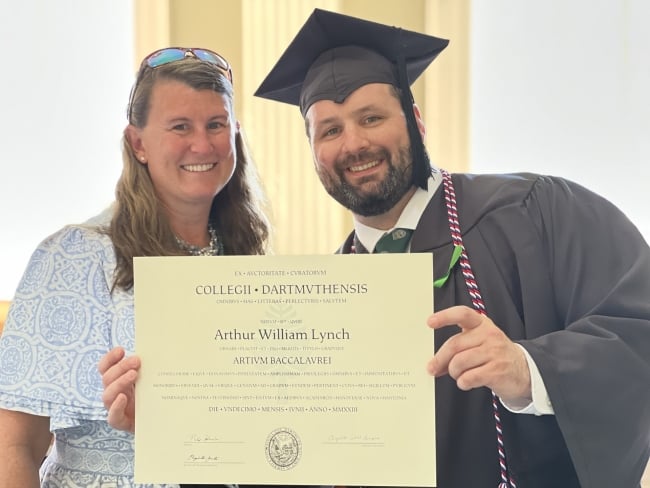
[0,218,180,487]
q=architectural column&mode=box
[425,0,471,173]
[242,0,348,254]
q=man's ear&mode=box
[412,104,426,140]
[125,124,147,164]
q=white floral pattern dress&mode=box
[0,218,180,487]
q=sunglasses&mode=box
[139,47,233,83]
[128,47,233,123]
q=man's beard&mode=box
[317,146,414,217]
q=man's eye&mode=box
[323,127,339,137]
[172,123,188,131]
[207,121,224,130]
[364,115,381,124]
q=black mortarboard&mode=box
[254,8,449,189]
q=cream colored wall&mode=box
[132,0,470,254]
[424,0,470,173]
[0,301,10,336]
[241,0,346,255]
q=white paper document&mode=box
[134,253,435,486]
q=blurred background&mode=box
[0,1,648,483]
[1,0,648,292]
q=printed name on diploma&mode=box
[213,327,351,342]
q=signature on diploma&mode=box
[185,434,220,444]
[185,453,219,465]
[326,434,384,446]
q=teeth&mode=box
[183,163,216,172]
[349,160,379,172]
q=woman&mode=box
[0,47,270,487]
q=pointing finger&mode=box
[427,305,484,331]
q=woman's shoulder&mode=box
[16,209,118,297]
[37,208,115,256]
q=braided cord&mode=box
[441,170,517,488]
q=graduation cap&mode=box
[254,8,449,189]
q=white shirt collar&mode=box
[354,169,442,252]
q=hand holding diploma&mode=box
[98,346,141,433]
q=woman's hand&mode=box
[98,346,141,433]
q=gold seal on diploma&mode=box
[265,427,302,470]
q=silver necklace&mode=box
[175,224,223,256]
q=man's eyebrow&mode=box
[313,115,340,128]
[352,104,384,116]
[313,104,384,127]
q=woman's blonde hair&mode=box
[109,57,271,291]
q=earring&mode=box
[139,156,146,162]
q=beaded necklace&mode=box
[175,224,223,256]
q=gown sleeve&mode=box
[519,176,650,486]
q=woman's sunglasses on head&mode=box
[128,47,234,123]
[140,47,233,83]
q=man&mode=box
[255,8,650,488]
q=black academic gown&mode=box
[185,173,650,488]
[335,172,650,488]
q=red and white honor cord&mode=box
[441,169,517,488]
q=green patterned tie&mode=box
[373,228,414,253]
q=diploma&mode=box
[134,253,435,486]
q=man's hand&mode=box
[426,306,531,404]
